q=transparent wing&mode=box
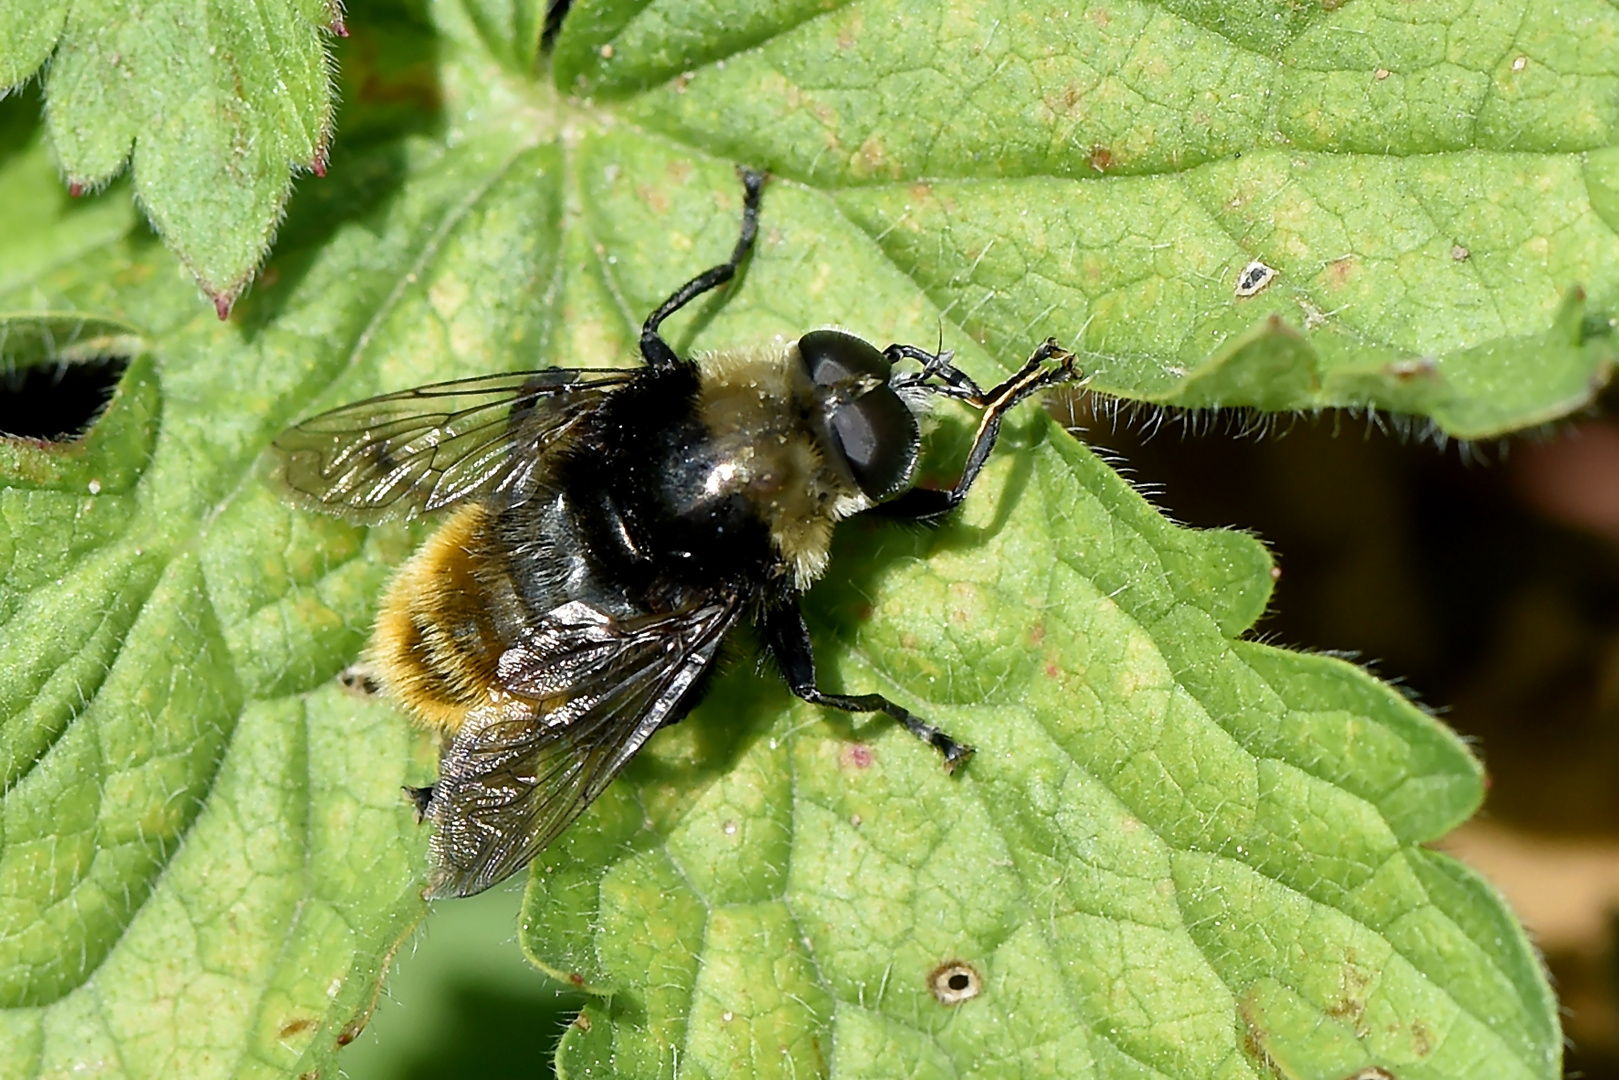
[270,368,636,522]
[423,596,743,899]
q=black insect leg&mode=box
[639,167,767,370]
[886,343,982,401]
[878,338,1076,520]
[404,783,436,822]
[762,600,974,771]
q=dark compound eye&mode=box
[829,386,919,502]
[798,329,892,388]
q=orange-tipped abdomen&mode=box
[370,504,506,734]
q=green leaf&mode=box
[0,0,338,312]
[0,0,1579,1078]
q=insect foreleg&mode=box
[876,338,1076,521]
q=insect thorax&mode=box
[559,344,871,598]
[691,343,874,588]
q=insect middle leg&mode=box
[639,167,767,370]
[761,600,974,771]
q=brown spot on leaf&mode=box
[836,10,862,50]
[1088,145,1114,172]
[1043,83,1084,118]
[637,184,669,214]
[279,1016,319,1040]
[569,971,586,986]
[1029,621,1046,645]
[843,744,875,769]
[1325,254,1359,290]
[852,134,889,177]
[574,1011,592,1032]
[1384,357,1439,382]
[1328,951,1372,1036]
[1237,995,1286,1080]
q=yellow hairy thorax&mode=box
[695,343,872,588]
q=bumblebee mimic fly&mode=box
[271,169,1077,899]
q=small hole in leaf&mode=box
[0,357,128,442]
[928,960,981,1005]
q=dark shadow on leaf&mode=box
[806,408,1046,648]
[388,981,585,1080]
[0,83,143,249]
[0,356,128,441]
[0,82,42,161]
[234,0,444,336]
[625,652,787,799]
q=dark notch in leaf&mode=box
[0,315,156,491]
[0,356,129,442]
[542,0,573,51]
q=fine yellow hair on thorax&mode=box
[369,503,504,735]
[694,342,870,589]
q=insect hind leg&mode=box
[639,167,767,370]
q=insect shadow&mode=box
[806,402,1046,643]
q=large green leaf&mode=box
[0,0,1583,1078]
[595,0,1619,439]
[529,407,1547,1080]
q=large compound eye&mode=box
[829,386,919,502]
[798,329,892,388]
